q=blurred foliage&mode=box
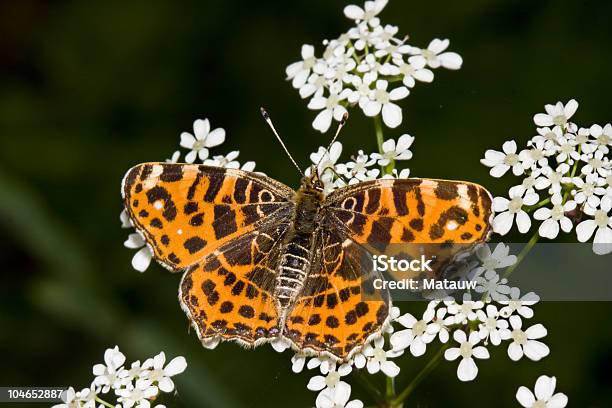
[1,0,611,407]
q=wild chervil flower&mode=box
[533,99,578,127]
[286,0,462,132]
[502,316,550,362]
[179,118,225,163]
[61,346,187,408]
[516,375,568,408]
[444,330,490,382]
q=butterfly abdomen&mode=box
[274,185,323,311]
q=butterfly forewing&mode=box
[122,163,295,271]
[321,178,492,279]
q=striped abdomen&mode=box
[275,232,312,310]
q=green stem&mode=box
[391,345,448,407]
[524,197,551,213]
[501,231,540,280]
[355,370,383,402]
[95,397,115,408]
[374,116,394,174]
[384,335,396,402]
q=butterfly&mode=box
[121,162,492,361]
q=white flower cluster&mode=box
[53,346,187,408]
[285,243,556,406]
[286,0,462,132]
[481,99,612,254]
[307,135,414,194]
[121,119,256,272]
[382,244,545,384]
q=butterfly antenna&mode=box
[260,107,305,177]
[316,112,349,169]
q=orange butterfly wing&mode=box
[122,163,294,271]
[284,178,492,360]
[284,228,390,360]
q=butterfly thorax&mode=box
[274,176,325,316]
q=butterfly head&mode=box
[301,165,325,193]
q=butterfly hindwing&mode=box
[122,163,295,271]
[284,227,390,359]
[179,217,292,345]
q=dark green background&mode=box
[1,0,611,407]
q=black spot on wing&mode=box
[367,217,393,251]
[366,188,381,213]
[204,169,226,202]
[393,185,409,216]
[160,164,183,182]
[184,236,207,254]
[434,182,459,200]
[213,204,238,239]
[234,178,249,204]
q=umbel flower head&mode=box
[482,99,612,255]
[286,0,462,132]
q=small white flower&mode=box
[286,44,318,89]
[444,330,489,382]
[502,315,549,361]
[539,163,570,195]
[165,150,180,163]
[120,209,133,228]
[117,378,158,408]
[92,346,127,393]
[580,150,609,177]
[533,194,576,239]
[370,134,414,166]
[589,123,612,153]
[343,0,388,27]
[498,287,540,318]
[336,150,376,176]
[308,89,350,133]
[53,387,96,408]
[446,299,484,324]
[425,304,453,343]
[307,356,337,375]
[553,134,580,164]
[533,99,579,128]
[476,304,509,346]
[307,364,351,391]
[363,80,409,128]
[532,126,563,147]
[576,196,612,255]
[363,337,400,377]
[141,352,187,393]
[474,270,512,301]
[315,382,363,408]
[519,139,549,170]
[393,57,434,88]
[203,151,240,168]
[492,185,539,235]
[291,354,307,373]
[124,233,153,272]
[473,243,517,277]
[390,310,435,356]
[270,337,292,353]
[516,375,568,408]
[180,119,225,163]
[572,174,606,208]
[408,38,463,70]
[309,142,343,179]
[481,140,525,177]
